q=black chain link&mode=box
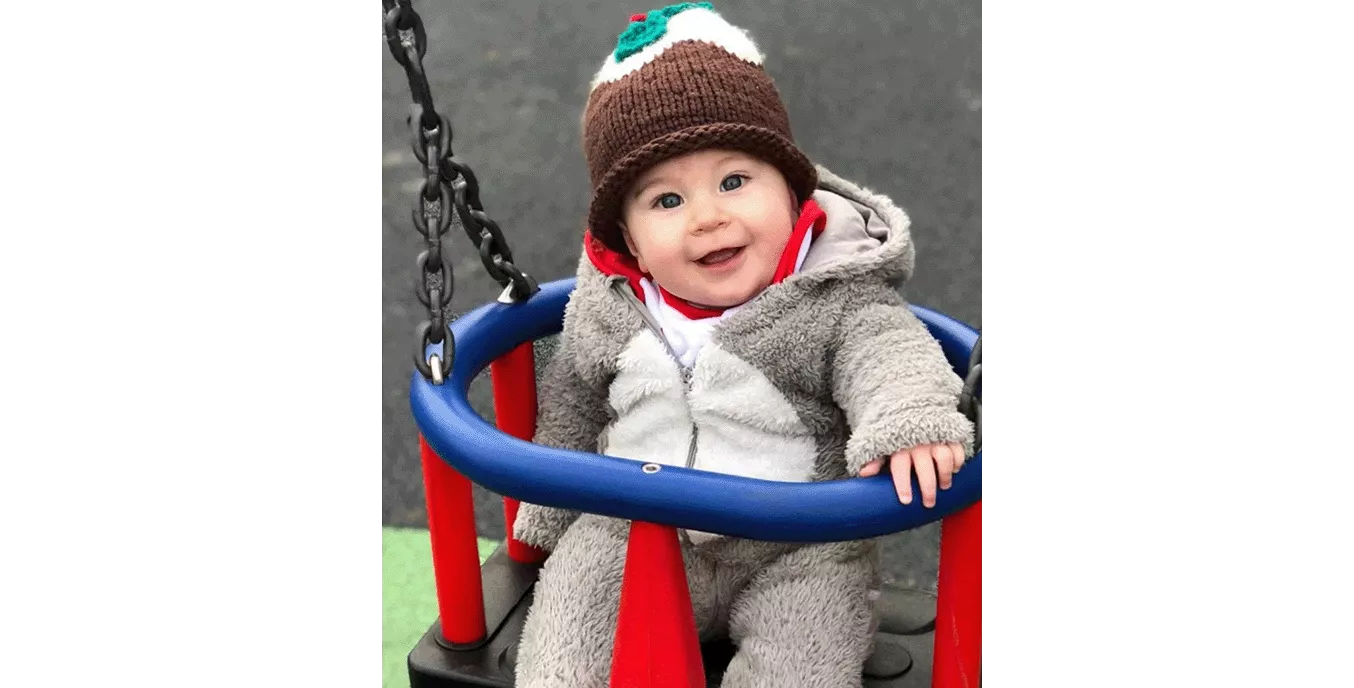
[958,335,982,451]
[382,0,539,383]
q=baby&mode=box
[512,4,974,686]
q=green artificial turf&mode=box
[383,527,501,688]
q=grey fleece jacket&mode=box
[514,165,975,550]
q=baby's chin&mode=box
[674,281,767,310]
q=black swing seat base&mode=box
[409,545,939,687]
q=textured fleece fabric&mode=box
[513,165,974,687]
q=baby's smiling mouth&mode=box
[696,246,744,266]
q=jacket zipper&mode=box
[611,281,700,470]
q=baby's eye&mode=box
[653,193,682,209]
[720,174,747,192]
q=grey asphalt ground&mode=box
[383,0,980,592]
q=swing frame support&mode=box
[409,282,982,687]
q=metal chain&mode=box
[958,335,982,451]
[382,0,539,383]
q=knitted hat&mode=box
[582,2,818,255]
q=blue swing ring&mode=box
[411,278,982,543]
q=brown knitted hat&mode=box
[582,3,817,255]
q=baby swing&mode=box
[383,2,982,686]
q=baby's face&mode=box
[620,149,797,308]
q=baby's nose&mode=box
[690,203,728,233]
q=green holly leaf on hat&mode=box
[614,2,715,61]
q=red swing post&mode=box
[418,434,488,645]
[609,521,706,688]
[932,500,981,688]
[415,340,547,647]
[490,341,549,565]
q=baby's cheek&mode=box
[753,244,781,279]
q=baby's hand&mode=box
[858,442,966,508]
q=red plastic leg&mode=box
[419,434,487,645]
[490,341,547,565]
[609,522,705,688]
[932,500,981,688]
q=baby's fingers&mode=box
[933,443,956,490]
[912,445,938,508]
[951,443,967,472]
[859,458,884,477]
[890,450,913,505]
